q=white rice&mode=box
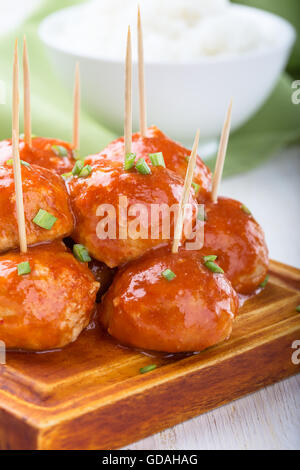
[49,0,276,62]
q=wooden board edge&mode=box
[35,328,300,450]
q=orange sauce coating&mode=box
[100,247,239,353]
[0,242,99,351]
[198,196,269,294]
[68,159,198,268]
[0,137,75,175]
[86,126,211,201]
[0,163,74,253]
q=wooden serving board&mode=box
[0,260,299,450]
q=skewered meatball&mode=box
[198,196,269,295]
[0,137,75,175]
[67,158,198,268]
[0,242,99,351]
[86,126,211,202]
[0,163,74,254]
[99,247,239,353]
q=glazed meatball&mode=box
[0,163,74,253]
[0,242,99,351]
[198,197,269,295]
[86,126,212,202]
[67,158,198,268]
[0,137,75,175]
[99,247,239,352]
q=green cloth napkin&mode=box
[0,0,299,177]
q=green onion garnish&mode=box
[204,261,224,274]
[140,364,157,374]
[17,261,31,276]
[241,204,252,215]
[72,160,84,176]
[61,172,73,180]
[162,268,176,281]
[73,244,91,263]
[33,209,57,230]
[203,255,217,262]
[20,133,36,140]
[192,182,200,194]
[124,153,136,171]
[6,159,30,168]
[135,158,151,175]
[197,207,207,221]
[52,145,68,157]
[78,165,92,178]
[296,305,300,313]
[260,275,269,288]
[149,152,165,167]
[72,150,83,161]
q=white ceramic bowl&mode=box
[39,5,295,146]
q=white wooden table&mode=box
[2,2,300,451]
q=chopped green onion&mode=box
[61,172,73,180]
[140,364,157,374]
[260,275,269,289]
[135,158,151,175]
[20,133,36,140]
[203,255,217,262]
[162,268,176,281]
[149,152,165,167]
[17,261,31,276]
[78,165,92,178]
[72,150,83,161]
[52,145,68,157]
[33,209,57,230]
[296,305,300,313]
[6,159,31,168]
[204,261,224,274]
[191,182,200,194]
[72,160,84,176]
[197,207,207,221]
[73,244,91,263]
[124,153,136,171]
[241,204,252,215]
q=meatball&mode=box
[86,126,212,202]
[99,247,239,352]
[0,242,99,351]
[67,158,198,268]
[198,197,269,295]
[0,163,74,254]
[0,137,75,175]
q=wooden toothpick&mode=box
[12,40,27,253]
[124,26,132,156]
[23,35,31,147]
[137,5,147,137]
[211,99,233,203]
[172,129,200,254]
[72,61,80,150]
